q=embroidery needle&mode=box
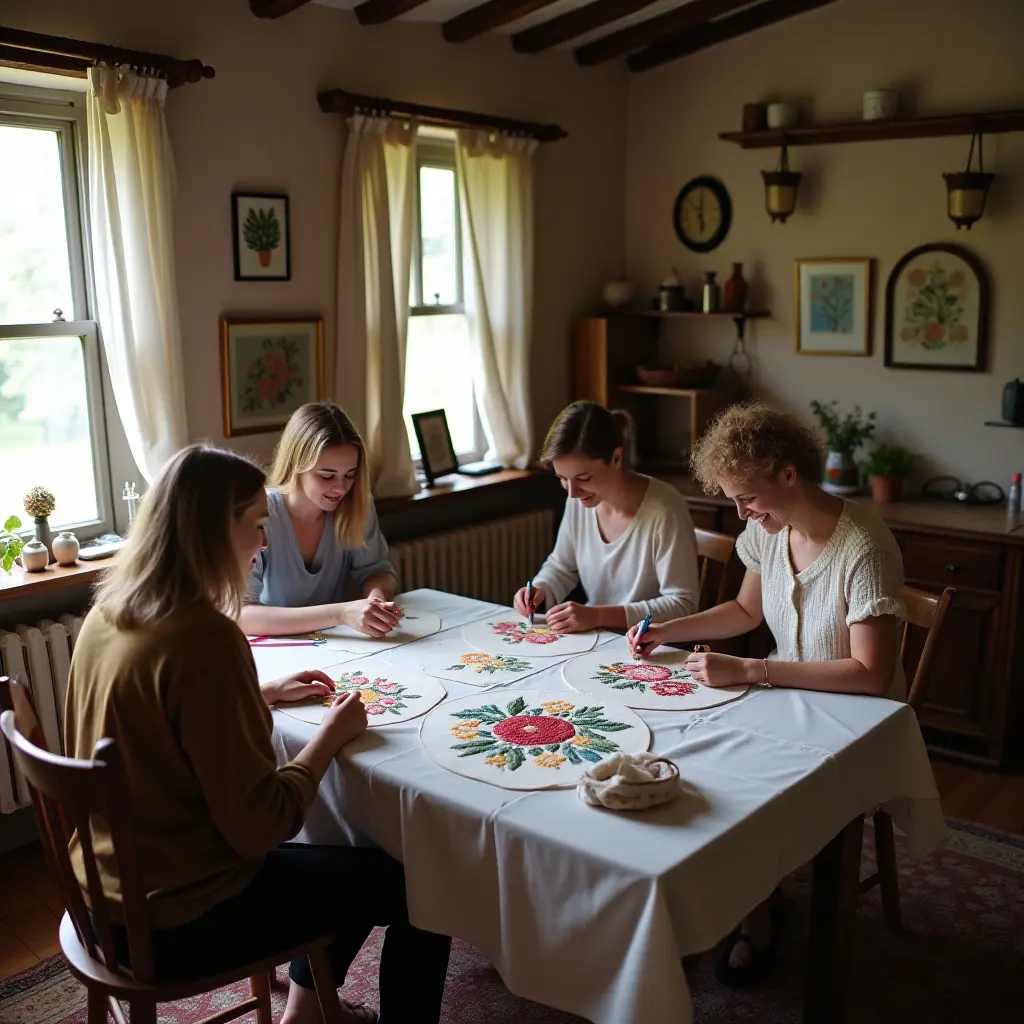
[633,612,653,661]
[526,579,534,626]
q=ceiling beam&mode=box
[512,0,661,54]
[443,0,564,44]
[574,0,754,66]
[629,0,840,72]
[355,0,433,25]
[249,0,314,18]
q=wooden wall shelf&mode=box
[619,385,721,398]
[984,420,1024,430]
[719,108,1024,149]
[619,310,770,320]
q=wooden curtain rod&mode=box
[0,26,215,87]
[317,88,567,142]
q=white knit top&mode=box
[735,499,907,701]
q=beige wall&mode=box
[4,0,628,463]
[626,0,1024,487]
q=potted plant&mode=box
[809,400,876,495]
[0,515,25,573]
[863,443,916,503]
[243,206,281,268]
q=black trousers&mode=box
[119,845,451,1023]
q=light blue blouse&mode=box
[245,488,395,607]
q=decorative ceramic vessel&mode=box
[723,262,748,312]
[32,515,54,563]
[602,280,634,309]
[52,531,80,566]
[742,103,768,132]
[822,450,860,495]
[701,271,720,313]
[862,89,897,121]
[766,102,798,129]
[20,539,49,572]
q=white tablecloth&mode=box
[271,589,946,1024]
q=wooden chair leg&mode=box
[86,987,108,1024]
[873,810,902,932]
[307,946,346,1024]
[252,969,274,1024]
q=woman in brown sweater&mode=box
[65,445,450,1024]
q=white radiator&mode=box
[390,509,554,606]
[0,613,84,813]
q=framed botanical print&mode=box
[884,243,989,371]
[412,409,459,485]
[232,192,290,280]
[794,258,872,356]
[220,316,323,436]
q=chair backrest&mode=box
[694,528,736,611]
[898,587,954,714]
[0,677,155,982]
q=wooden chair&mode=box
[694,528,736,611]
[0,677,346,1024]
[859,586,954,932]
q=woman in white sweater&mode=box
[627,401,906,986]
[513,401,700,633]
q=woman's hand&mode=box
[318,690,368,748]
[513,584,547,618]
[339,597,401,637]
[545,601,598,633]
[684,651,760,688]
[626,622,668,658]
[261,670,334,707]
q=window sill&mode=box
[0,558,112,605]
[375,469,538,516]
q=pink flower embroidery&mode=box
[378,697,397,706]
[375,681,399,693]
[365,704,386,715]
[523,631,559,645]
[651,681,698,697]
[350,675,369,686]
[620,664,672,683]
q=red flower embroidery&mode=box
[620,664,672,683]
[492,715,575,746]
[651,681,698,697]
[524,631,559,645]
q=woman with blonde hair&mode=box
[68,445,451,1024]
[239,402,400,638]
[514,400,700,632]
[626,402,906,986]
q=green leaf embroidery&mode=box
[506,696,527,717]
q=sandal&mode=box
[713,894,787,988]
[341,1001,378,1023]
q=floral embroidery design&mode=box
[489,621,564,647]
[448,696,630,772]
[447,652,533,675]
[241,337,303,413]
[591,662,698,697]
[325,672,421,716]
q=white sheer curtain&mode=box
[456,129,537,469]
[336,115,417,498]
[86,64,188,483]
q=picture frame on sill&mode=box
[232,192,290,281]
[412,409,459,485]
[220,316,323,437]
[884,243,988,372]
[794,257,872,356]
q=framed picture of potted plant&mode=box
[862,443,916,503]
[794,257,872,356]
[810,400,876,495]
[232,192,290,281]
[220,316,323,436]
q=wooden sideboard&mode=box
[661,474,1024,770]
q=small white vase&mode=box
[766,102,798,129]
[602,280,634,309]
[822,450,860,495]
[20,539,49,572]
[52,531,80,566]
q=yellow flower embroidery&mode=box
[459,653,493,666]
[570,736,591,747]
[484,755,507,767]
[532,627,555,635]
[493,661,506,669]
[535,753,566,768]
[358,689,380,704]
[450,720,481,740]
[540,700,575,715]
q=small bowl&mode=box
[675,361,721,388]
[636,365,682,387]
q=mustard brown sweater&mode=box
[65,602,317,928]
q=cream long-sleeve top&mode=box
[531,476,700,628]
[735,497,908,700]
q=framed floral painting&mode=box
[232,192,290,281]
[884,244,989,371]
[220,316,323,436]
[794,257,872,356]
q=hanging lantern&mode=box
[943,129,995,230]
[761,142,802,224]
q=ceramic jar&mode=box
[20,539,49,572]
[766,102,798,129]
[602,280,634,309]
[862,89,897,121]
[701,272,720,313]
[723,263,749,312]
[822,450,860,495]
[52,531,80,566]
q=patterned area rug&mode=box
[2,820,1021,1024]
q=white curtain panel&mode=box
[85,64,188,483]
[456,129,537,470]
[336,115,417,499]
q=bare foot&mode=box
[281,981,377,1024]
[728,897,772,970]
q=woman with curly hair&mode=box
[626,402,906,986]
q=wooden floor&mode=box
[0,759,1022,982]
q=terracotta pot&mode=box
[870,475,903,503]
[723,262,748,312]
[258,250,271,267]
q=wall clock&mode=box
[673,176,732,253]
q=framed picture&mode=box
[884,243,989,372]
[220,316,323,437]
[232,192,290,280]
[412,409,459,485]
[794,258,872,356]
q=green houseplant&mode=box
[810,400,877,495]
[862,443,916,503]
[0,515,25,573]
[243,207,281,268]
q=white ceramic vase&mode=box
[20,539,49,572]
[52,531,80,566]
[822,450,860,495]
[602,280,634,309]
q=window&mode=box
[0,83,131,538]
[403,133,483,463]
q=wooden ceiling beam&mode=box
[629,0,840,72]
[574,0,754,66]
[512,0,661,54]
[443,0,563,44]
[249,0,314,18]
[355,0,433,26]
